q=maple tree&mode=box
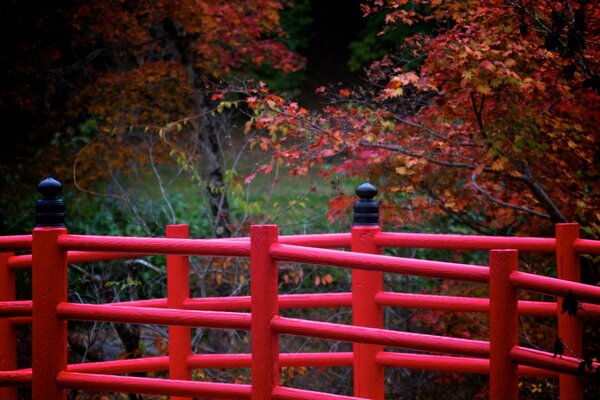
[69,0,304,238]
[0,0,303,238]
[242,0,600,241]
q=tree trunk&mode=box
[165,18,232,238]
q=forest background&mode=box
[1,0,599,398]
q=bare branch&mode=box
[470,173,552,219]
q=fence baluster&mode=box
[32,227,68,400]
[251,225,279,399]
[556,223,583,399]
[32,176,68,400]
[489,249,519,399]
[352,182,384,399]
[0,251,17,400]
[167,224,192,400]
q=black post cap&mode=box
[353,181,379,226]
[35,176,65,227]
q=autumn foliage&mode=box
[243,0,600,239]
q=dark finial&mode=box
[353,181,379,226]
[35,176,65,227]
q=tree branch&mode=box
[470,173,552,220]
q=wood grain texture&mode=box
[270,243,490,282]
[56,303,251,329]
[0,235,32,251]
[250,225,279,400]
[489,249,519,399]
[374,231,555,252]
[56,371,251,399]
[58,234,250,256]
[271,316,490,358]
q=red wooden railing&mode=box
[1,180,600,399]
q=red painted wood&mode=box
[489,250,519,399]
[351,225,384,400]
[106,298,167,308]
[375,292,557,317]
[269,243,490,282]
[510,346,598,378]
[7,317,32,325]
[207,233,351,249]
[271,316,489,357]
[57,234,250,256]
[375,352,557,378]
[3,222,600,398]
[56,371,251,399]
[0,300,32,317]
[572,238,600,254]
[187,352,354,368]
[374,232,556,252]
[0,369,31,386]
[556,223,584,400]
[166,224,192,400]
[32,227,68,400]
[0,252,17,399]
[0,235,32,251]
[250,225,279,400]
[184,292,352,311]
[6,251,149,270]
[56,302,251,329]
[509,271,600,303]
[272,385,367,400]
[69,357,169,374]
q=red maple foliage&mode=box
[242,0,600,238]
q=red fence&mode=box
[1,180,600,399]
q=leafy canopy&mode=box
[242,0,600,237]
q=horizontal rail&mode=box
[510,271,600,303]
[100,293,600,317]
[279,233,351,248]
[375,352,557,378]
[187,352,353,369]
[272,386,366,400]
[0,300,32,317]
[573,238,600,254]
[58,235,250,257]
[0,369,31,387]
[56,372,251,399]
[68,357,168,374]
[207,233,351,248]
[106,298,167,308]
[0,235,32,251]
[56,303,251,330]
[271,316,489,358]
[373,232,556,253]
[184,293,352,311]
[270,244,489,283]
[0,352,353,386]
[375,292,557,317]
[7,251,150,269]
[510,346,599,378]
[7,317,31,325]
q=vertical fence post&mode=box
[556,223,583,399]
[167,224,192,399]
[489,249,519,400]
[351,182,384,400]
[251,225,279,399]
[32,177,67,400]
[0,251,17,400]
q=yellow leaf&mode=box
[476,83,492,95]
[491,159,505,171]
